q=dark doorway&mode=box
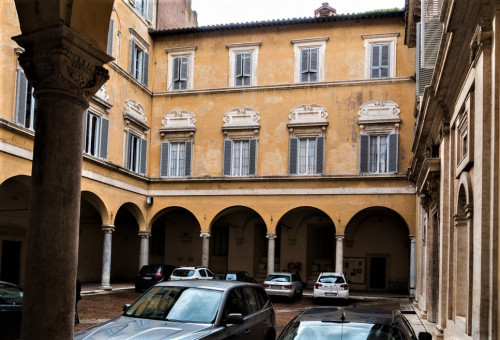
[1,240,21,283]
[370,257,386,289]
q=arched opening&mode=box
[112,204,141,282]
[277,207,335,287]
[210,206,267,280]
[344,207,410,292]
[0,176,31,284]
[150,207,201,267]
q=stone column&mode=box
[100,225,115,290]
[138,231,151,270]
[266,233,277,275]
[335,234,345,273]
[409,235,416,297]
[200,232,211,267]
[13,26,110,340]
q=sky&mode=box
[191,0,406,26]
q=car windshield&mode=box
[319,276,344,283]
[140,266,161,274]
[0,283,23,305]
[173,269,195,277]
[214,273,237,280]
[124,286,223,323]
[280,322,405,340]
[266,275,290,282]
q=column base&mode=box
[99,285,113,291]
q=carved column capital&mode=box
[138,231,151,238]
[266,233,277,240]
[200,231,211,239]
[13,25,112,103]
[335,234,345,241]
[102,225,115,234]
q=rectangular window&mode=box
[126,131,147,175]
[129,40,149,86]
[300,48,319,82]
[132,0,153,22]
[223,139,257,177]
[107,19,114,55]
[289,137,324,175]
[235,52,252,86]
[83,110,109,160]
[359,134,398,174]
[160,141,192,177]
[15,69,35,130]
[172,56,189,90]
[370,44,390,78]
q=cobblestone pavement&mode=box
[74,290,408,337]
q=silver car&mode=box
[263,272,303,300]
[74,280,276,340]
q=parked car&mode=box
[135,264,176,292]
[263,272,303,300]
[277,307,432,340]
[169,266,214,280]
[313,272,349,302]
[0,281,23,340]
[74,280,276,340]
[213,270,257,283]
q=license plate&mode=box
[143,276,152,280]
[271,285,281,289]
[325,292,337,296]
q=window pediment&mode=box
[288,104,328,136]
[160,110,196,140]
[222,108,260,139]
[124,99,149,133]
[357,100,400,134]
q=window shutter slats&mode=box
[223,140,233,176]
[83,110,88,152]
[160,142,169,177]
[359,134,369,173]
[388,133,399,173]
[310,48,318,72]
[300,49,309,73]
[185,141,192,177]
[289,137,298,175]
[146,0,154,23]
[235,53,243,77]
[243,53,252,76]
[99,117,109,160]
[129,40,136,75]
[143,52,149,86]
[249,139,257,176]
[315,136,325,174]
[15,70,28,127]
[180,57,189,81]
[107,19,114,55]
[125,130,131,169]
[173,57,180,82]
[139,138,148,175]
[381,45,390,66]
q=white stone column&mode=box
[409,235,416,297]
[100,225,115,290]
[138,231,151,270]
[266,233,277,275]
[335,234,345,273]
[200,232,211,267]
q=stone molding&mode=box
[200,231,211,238]
[266,233,277,240]
[124,99,149,133]
[222,108,260,138]
[138,231,151,238]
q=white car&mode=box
[169,266,214,280]
[313,272,349,302]
[263,272,303,299]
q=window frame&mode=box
[129,29,150,86]
[362,33,399,79]
[223,139,258,177]
[292,37,328,83]
[125,130,148,175]
[166,46,196,91]
[227,42,261,87]
[289,136,325,176]
[160,140,193,178]
[83,109,109,160]
[14,68,35,131]
[359,133,398,174]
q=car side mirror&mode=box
[418,332,432,340]
[123,304,131,312]
[225,313,243,325]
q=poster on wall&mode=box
[344,257,365,284]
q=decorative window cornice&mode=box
[160,110,196,139]
[123,99,149,133]
[357,100,400,122]
[287,104,328,137]
[222,108,260,138]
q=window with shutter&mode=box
[129,39,149,86]
[359,134,398,174]
[107,19,114,55]
[99,117,110,160]
[223,139,256,177]
[125,131,147,175]
[160,142,170,177]
[15,69,35,130]
[84,111,109,160]
[289,137,324,175]
[370,44,390,78]
[300,48,319,82]
[160,141,191,177]
[235,52,252,86]
[362,33,398,79]
[172,56,189,90]
[167,47,196,91]
[289,137,298,175]
[223,140,233,176]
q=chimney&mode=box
[314,2,337,17]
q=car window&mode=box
[256,287,269,306]
[242,287,262,314]
[206,269,214,277]
[244,272,252,281]
[200,269,207,277]
[125,286,222,323]
[0,283,23,305]
[223,289,247,319]
[226,273,237,280]
[173,269,195,277]
[319,275,344,283]
[266,274,290,282]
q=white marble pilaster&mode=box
[266,233,277,275]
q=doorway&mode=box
[369,257,386,289]
[1,240,21,284]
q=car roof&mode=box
[295,307,398,326]
[155,279,259,290]
[267,272,292,275]
[318,272,344,276]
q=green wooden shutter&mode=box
[310,48,319,81]
[380,45,390,78]
[173,57,180,82]
[125,130,131,169]
[129,40,136,75]
[249,139,257,176]
[185,141,192,177]
[83,110,88,152]
[289,137,298,175]
[139,138,148,175]
[142,51,149,86]
[146,0,154,23]
[15,69,28,127]
[359,134,369,173]
[99,117,109,160]
[300,49,309,82]
[388,133,399,173]
[107,19,114,55]
[370,45,380,78]
[160,142,169,177]
[223,140,232,176]
[243,53,252,76]
[315,136,325,174]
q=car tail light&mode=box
[315,283,322,289]
[155,273,163,278]
[341,284,348,289]
[263,283,269,287]
[284,285,292,289]
[136,273,141,277]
